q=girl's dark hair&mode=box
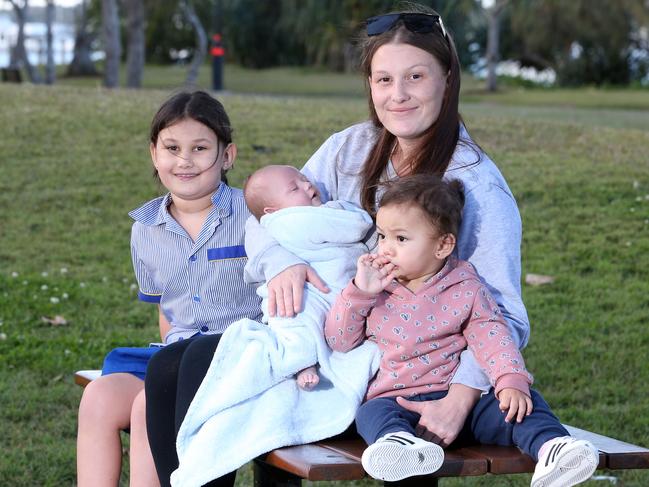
[150,90,233,183]
[358,6,465,214]
[379,174,465,238]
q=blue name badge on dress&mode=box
[207,245,247,261]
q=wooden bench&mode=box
[255,426,649,486]
[74,371,649,486]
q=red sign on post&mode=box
[211,33,224,90]
[211,34,225,57]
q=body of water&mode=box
[0,15,76,66]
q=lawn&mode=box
[56,62,649,110]
[0,75,648,486]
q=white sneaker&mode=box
[361,431,445,481]
[531,436,599,487]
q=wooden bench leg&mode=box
[253,459,302,487]
[385,476,438,486]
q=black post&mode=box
[211,0,224,91]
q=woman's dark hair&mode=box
[150,90,233,183]
[358,6,464,214]
[379,174,465,238]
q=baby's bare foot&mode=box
[296,367,320,390]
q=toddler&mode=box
[325,174,599,486]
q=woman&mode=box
[146,7,530,485]
[245,7,529,447]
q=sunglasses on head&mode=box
[365,12,448,39]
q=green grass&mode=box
[461,85,649,110]
[1,79,648,486]
[56,63,370,97]
[56,62,649,109]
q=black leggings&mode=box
[145,334,236,487]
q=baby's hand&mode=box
[497,388,533,423]
[354,254,396,294]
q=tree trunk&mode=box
[67,0,99,77]
[485,0,508,92]
[8,1,24,68]
[102,0,121,88]
[8,0,43,83]
[45,0,55,84]
[125,0,145,88]
[181,0,207,86]
[343,42,356,73]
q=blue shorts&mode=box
[101,345,163,380]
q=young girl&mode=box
[76,91,261,487]
[324,175,599,486]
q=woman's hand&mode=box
[396,384,481,446]
[267,264,329,317]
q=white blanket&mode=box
[172,202,380,487]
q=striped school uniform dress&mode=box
[129,183,262,343]
[102,183,262,379]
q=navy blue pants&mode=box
[355,389,569,461]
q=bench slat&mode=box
[74,370,101,387]
[460,444,536,474]
[433,449,489,477]
[263,443,364,481]
[607,451,649,470]
[565,425,649,469]
[316,439,364,461]
[565,425,649,454]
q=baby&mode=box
[173,166,376,484]
[243,164,324,390]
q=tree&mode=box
[506,0,649,86]
[144,0,196,64]
[139,0,482,72]
[45,0,55,84]
[7,0,43,83]
[483,0,508,92]
[67,0,99,76]
[180,0,207,85]
[101,0,120,87]
[125,0,145,88]
[220,0,284,68]
[217,0,481,72]
[280,0,395,72]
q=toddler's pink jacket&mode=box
[324,257,533,401]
